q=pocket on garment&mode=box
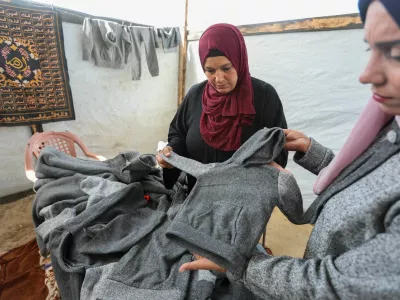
[191,202,243,245]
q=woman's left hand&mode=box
[179,254,227,273]
[268,161,289,173]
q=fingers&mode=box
[163,146,173,157]
[179,257,226,273]
[193,253,203,260]
[269,161,290,173]
[283,141,296,151]
[268,161,284,171]
[156,146,174,169]
[282,129,311,153]
[179,254,226,273]
[156,158,173,169]
[155,154,165,166]
[159,146,173,157]
[179,259,210,272]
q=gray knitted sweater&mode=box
[228,119,400,299]
[82,18,130,68]
[162,127,305,276]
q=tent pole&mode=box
[177,0,189,107]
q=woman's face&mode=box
[204,56,238,94]
[360,1,400,115]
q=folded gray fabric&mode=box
[80,176,128,207]
[32,148,164,253]
[80,219,192,300]
[33,146,261,299]
[34,147,162,187]
[48,182,146,300]
[36,207,76,245]
[162,127,305,277]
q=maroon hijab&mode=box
[199,24,255,151]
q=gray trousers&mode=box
[128,27,159,80]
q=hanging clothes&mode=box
[126,26,159,80]
[157,27,181,53]
[82,18,131,69]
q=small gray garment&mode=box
[162,127,305,277]
[157,27,181,53]
[126,26,159,80]
[82,18,131,68]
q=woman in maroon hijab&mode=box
[157,23,288,192]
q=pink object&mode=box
[25,131,106,182]
[313,98,393,195]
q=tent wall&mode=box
[187,0,358,31]
[185,28,370,208]
[0,22,179,197]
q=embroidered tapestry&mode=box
[0,1,75,127]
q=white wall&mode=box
[0,22,179,197]
[186,29,370,208]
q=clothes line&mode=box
[14,0,153,27]
[82,18,181,80]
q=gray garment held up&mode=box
[162,127,305,277]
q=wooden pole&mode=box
[177,0,189,107]
[29,123,43,135]
[188,13,362,41]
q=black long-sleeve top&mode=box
[164,77,288,191]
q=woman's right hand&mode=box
[156,146,174,169]
[283,129,311,153]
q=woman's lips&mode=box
[373,93,393,103]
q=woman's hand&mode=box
[179,254,227,273]
[283,129,311,154]
[156,146,174,169]
[268,161,290,173]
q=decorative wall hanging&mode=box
[0,1,75,127]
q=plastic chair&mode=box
[25,131,106,182]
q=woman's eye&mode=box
[390,46,400,60]
[222,67,231,72]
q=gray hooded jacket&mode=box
[162,127,305,277]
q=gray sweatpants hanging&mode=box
[128,27,159,80]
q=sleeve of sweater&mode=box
[82,18,94,61]
[162,87,193,188]
[293,138,335,175]
[167,88,192,156]
[227,199,400,299]
[122,26,132,64]
[261,83,288,168]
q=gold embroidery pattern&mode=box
[39,252,61,300]
[0,35,42,87]
[0,3,74,126]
